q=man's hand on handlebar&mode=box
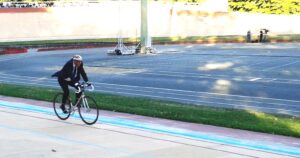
[86,81,92,87]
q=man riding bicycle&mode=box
[52,55,91,113]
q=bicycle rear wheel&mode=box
[53,93,71,120]
[78,96,99,125]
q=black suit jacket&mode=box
[52,59,88,82]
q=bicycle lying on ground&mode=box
[53,82,99,125]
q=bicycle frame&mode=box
[73,94,90,109]
[69,83,93,114]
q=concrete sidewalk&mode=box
[0,95,299,158]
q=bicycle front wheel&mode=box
[53,93,71,120]
[78,96,99,125]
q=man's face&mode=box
[74,60,81,68]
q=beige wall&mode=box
[0,1,299,42]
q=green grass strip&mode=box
[1,83,300,138]
[1,35,300,48]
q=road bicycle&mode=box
[53,82,99,125]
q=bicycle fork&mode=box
[81,97,91,112]
[68,96,91,115]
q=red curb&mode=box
[0,48,28,55]
[37,44,116,52]
[37,45,101,52]
[0,8,49,13]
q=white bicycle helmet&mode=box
[73,55,83,61]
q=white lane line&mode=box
[101,68,300,85]
[147,70,300,83]
[99,58,300,74]
[249,78,261,82]
[132,71,300,85]
[262,61,300,71]
[234,58,285,69]
[0,79,59,89]
[0,55,29,62]
[84,65,300,85]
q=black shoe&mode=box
[60,105,68,114]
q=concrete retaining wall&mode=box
[0,1,299,42]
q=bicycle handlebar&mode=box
[88,84,95,91]
[75,82,94,93]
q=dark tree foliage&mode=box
[228,0,300,15]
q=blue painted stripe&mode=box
[0,100,300,157]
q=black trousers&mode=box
[58,78,82,105]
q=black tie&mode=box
[72,67,77,78]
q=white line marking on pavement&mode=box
[262,60,300,71]
[249,78,261,81]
